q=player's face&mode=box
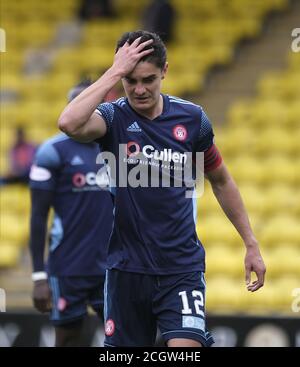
[122,61,167,117]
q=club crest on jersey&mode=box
[105,319,115,336]
[173,125,188,141]
[57,297,67,312]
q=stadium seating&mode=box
[0,242,20,268]
[199,46,300,314]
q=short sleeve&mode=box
[29,141,61,191]
[195,108,215,152]
[95,102,115,133]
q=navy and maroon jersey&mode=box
[96,94,222,275]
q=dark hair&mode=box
[116,30,167,70]
[68,79,93,101]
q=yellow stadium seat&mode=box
[253,128,294,156]
[267,246,300,277]
[240,283,277,311]
[262,185,299,216]
[287,50,300,70]
[197,215,241,247]
[287,101,300,127]
[226,156,265,185]
[227,100,255,127]
[216,127,256,157]
[271,276,300,312]
[261,155,296,185]
[0,242,20,268]
[0,212,29,245]
[238,184,265,216]
[260,215,300,247]
[206,277,244,311]
[252,100,289,128]
[197,183,221,215]
[0,186,30,215]
[0,154,10,175]
[0,127,15,153]
[206,245,244,277]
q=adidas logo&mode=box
[71,155,84,165]
[127,121,142,133]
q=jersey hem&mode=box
[107,264,205,275]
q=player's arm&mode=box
[58,37,154,142]
[29,188,54,312]
[205,162,266,292]
[29,141,61,312]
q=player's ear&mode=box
[161,62,168,79]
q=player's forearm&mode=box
[211,177,257,247]
[29,190,53,272]
[29,215,48,272]
[58,67,121,134]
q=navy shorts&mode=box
[49,275,105,326]
[103,269,214,347]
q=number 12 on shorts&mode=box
[179,290,204,317]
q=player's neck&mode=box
[133,94,164,121]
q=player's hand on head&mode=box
[32,279,52,313]
[112,37,154,77]
[244,244,266,292]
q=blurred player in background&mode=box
[29,81,113,347]
[58,31,266,347]
[141,0,175,44]
[0,127,36,186]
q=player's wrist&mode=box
[107,64,125,80]
[32,271,48,282]
[245,238,259,249]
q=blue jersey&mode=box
[29,134,113,276]
[96,94,220,275]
